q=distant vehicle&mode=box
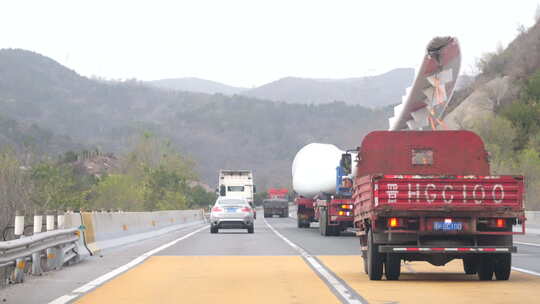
[210,197,254,234]
[267,188,289,199]
[217,170,256,218]
[348,131,525,281]
[263,199,289,218]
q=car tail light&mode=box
[341,204,353,210]
[338,211,344,216]
[212,207,223,212]
[496,218,505,228]
[241,207,251,212]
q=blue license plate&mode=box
[434,222,463,231]
[226,208,237,213]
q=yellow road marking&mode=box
[77,256,339,304]
[318,255,540,304]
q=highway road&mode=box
[3,211,540,304]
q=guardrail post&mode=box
[12,210,25,283]
[46,211,58,270]
[31,210,43,275]
[54,211,66,270]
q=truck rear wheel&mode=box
[463,256,477,274]
[477,256,494,280]
[385,253,401,280]
[494,253,511,280]
[367,231,383,280]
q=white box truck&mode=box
[217,169,256,208]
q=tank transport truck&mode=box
[342,131,525,281]
[292,143,355,235]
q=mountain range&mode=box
[147,68,414,108]
[0,48,397,189]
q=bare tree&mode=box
[482,77,509,110]
[0,149,34,231]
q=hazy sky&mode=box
[1,1,539,87]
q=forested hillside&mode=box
[0,49,390,190]
[242,68,414,107]
[148,77,246,95]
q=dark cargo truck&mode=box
[346,131,525,281]
[263,199,289,218]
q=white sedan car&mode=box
[210,198,255,234]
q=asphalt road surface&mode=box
[3,212,540,304]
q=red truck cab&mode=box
[351,131,525,281]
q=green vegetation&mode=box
[0,134,216,229]
[470,68,540,210]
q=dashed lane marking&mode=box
[48,225,208,304]
[264,218,366,304]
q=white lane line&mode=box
[48,225,209,304]
[264,219,365,304]
[515,241,540,247]
[512,267,540,277]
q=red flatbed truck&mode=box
[347,130,525,281]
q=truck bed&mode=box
[353,174,525,234]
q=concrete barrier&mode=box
[65,210,204,255]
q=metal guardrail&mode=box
[0,212,82,289]
[0,228,81,287]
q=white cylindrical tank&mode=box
[292,143,357,198]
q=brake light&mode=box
[496,218,505,228]
[241,207,251,212]
[389,217,398,228]
[444,218,452,223]
[212,207,222,212]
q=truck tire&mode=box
[477,255,494,280]
[494,253,511,280]
[247,224,254,234]
[385,253,401,280]
[367,231,383,280]
[463,256,477,275]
